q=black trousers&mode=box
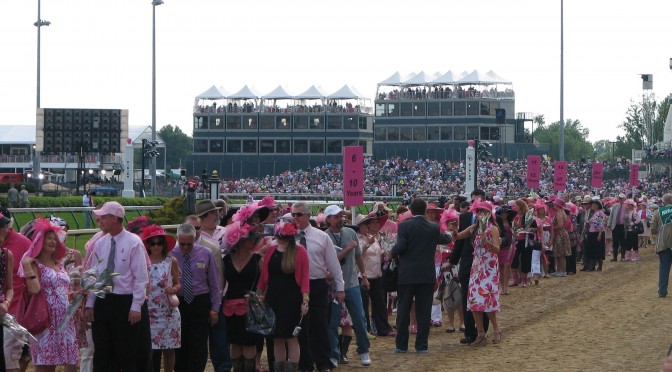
[92,294,151,372]
[0,319,5,372]
[612,224,626,259]
[395,283,433,351]
[566,244,577,274]
[299,279,331,371]
[360,277,393,335]
[459,274,488,340]
[625,231,639,251]
[175,294,212,372]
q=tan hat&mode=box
[581,195,592,204]
[195,200,221,217]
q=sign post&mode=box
[527,155,541,189]
[122,138,135,198]
[465,141,476,196]
[591,162,604,189]
[553,161,567,192]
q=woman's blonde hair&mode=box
[281,238,297,274]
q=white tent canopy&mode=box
[486,70,512,84]
[431,70,461,85]
[262,85,295,100]
[228,85,261,99]
[195,85,229,99]
[295,85,326,99]
[457,69,502,85]
[327,85,362,99]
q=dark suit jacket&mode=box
[449,211,476,281]
[391,215,451,285]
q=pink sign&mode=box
[591,162,604,188]
[526,156,541,189]
[343,146,364,207]
[553,161,567,191]
[630,164,640,187]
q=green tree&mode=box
[158,125,193,170]
[532,118,593,161]
[592,139,612,161]
[618,93,669,151]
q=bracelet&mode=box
[302,295,309,302]
[28,275,37,280]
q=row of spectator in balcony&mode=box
[373,125,503,142]
[194,115,370,131]
[193,138,367,155]
[644,143,672,159]
[377,86,515,100]
[194,101,370,114]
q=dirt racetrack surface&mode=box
[334,245,671,372]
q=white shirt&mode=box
[298,226,345,291]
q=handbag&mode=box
[381,257,399,292]
[633,221,644,235]
[16,289,51,335]
[244,292,275,336]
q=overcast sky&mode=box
[2,0,671,143]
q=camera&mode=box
[292,325,302,336]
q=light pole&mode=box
[150,0,163,197]
[35,0,49,192]
[141,138,160,198]
[559,0,565,161]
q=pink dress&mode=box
[467,224,500,313]
[30,262,79,366]
[148,257,181,349]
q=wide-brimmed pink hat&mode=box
[141,224,177,252]
[624,199,637,207]
[18,218,67,277]
[357,211,389,226]
[470,200,494,214]
[426,203,444,213]
[553,199,566,209]
[439,209,460,233]
[398,210,413,223]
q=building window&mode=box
[441,126,453,141]
[260,116,274,130]
[400,127,412,141]
[387,103,399,117]
[209,140,223,153]
[441,102,453,116]
[481,126,500,140]
[344,116,357,130]
[243,116,257,130]
[327,140,342,153]
[194,116,207,130]
[375,127,387,141]
[226,116,241,130]
[427,126,440,141]
[454,126,466,141]
[260,140,274,153]
[375,104,385,117]
[467,126,479,140]
[327,116,342,130]
[413,102,426,116]
[276,139,291,153]
[400,103,412,117]
[343,139,358,147]
[226,140,241,153]
[427,102,440,116]
[310,116,324,130]
[358,117,368,130]
[212,116,224,130]
[388,127,400,141]
[310,139,324,154]
[194,139,208,152]
[480,102,490,116]
[276,116,291,130]
[413,127,426,141]
[293,116,309,130]
[467,101,479,116]
[294,139,308,153]
[489,101,500,116]
[454,102,466,116]
[243,139,257,153]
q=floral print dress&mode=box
[30,262,79,366]
[467,223,500,313]
[148,257,181,350]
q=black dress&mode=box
[223,253,263,346]
[266,249,302,338]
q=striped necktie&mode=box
[182,253,194,304]
[106,238,116,275]
[299,230,307,249]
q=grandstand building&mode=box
[373,70,542,161]
[188,85,374,179]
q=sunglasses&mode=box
[148,240,164,246]
[178,242,194,246]
[291,212,308,217]
[193,226,201,230]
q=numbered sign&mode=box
[591,162,603,188]
[343,146,364,207]
[527,155,541,189]
[553,161,567,191]
[630,164,640,187]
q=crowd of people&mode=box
[212,156,670,201]
[1,180,669,372]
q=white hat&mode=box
[92,201,125,218]
[324,205,344,218]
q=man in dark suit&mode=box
[391,198,453,353]
[447,189,490,344]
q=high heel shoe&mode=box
[469,334,488,346]
[492,331,503,344]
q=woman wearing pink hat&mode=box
[466,200,502,346]
[141,225,180,372]
[551,199,571,277]
[19,218,79,370]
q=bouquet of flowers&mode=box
[2,313,37,343]
[478,213,491,235]
[57,258,118,332]
[379,233,397,256]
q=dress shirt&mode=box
[359,235,383,279]
[85,229,149,312]
[172,244,222,311]
[299,225,345,291]
[201,225,227,252]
